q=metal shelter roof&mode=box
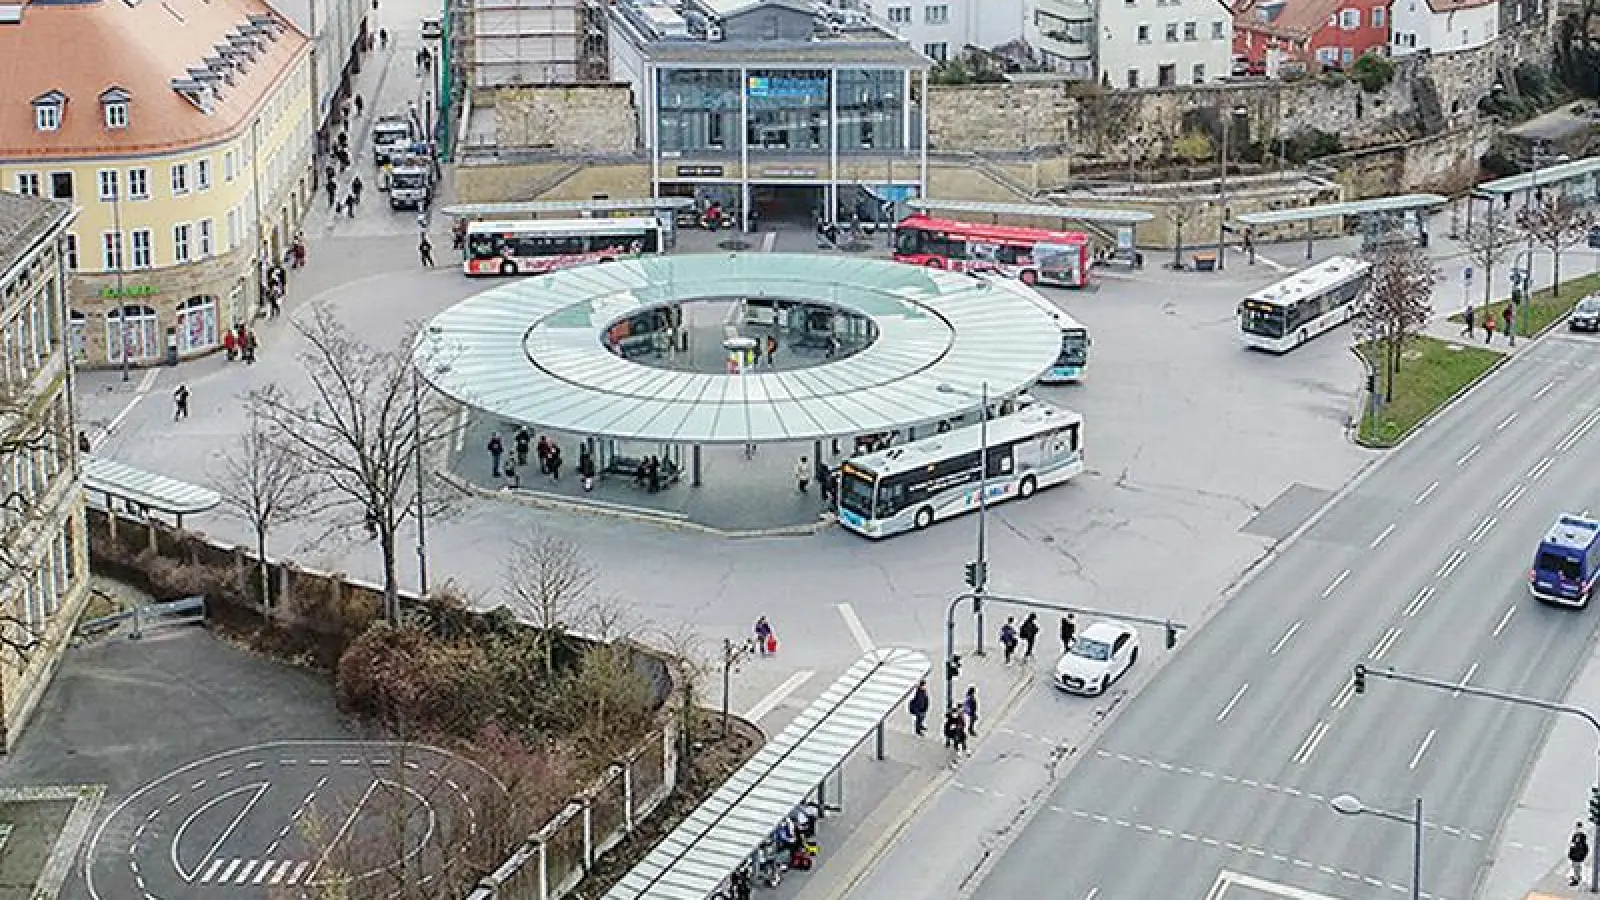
[439,198,696,220]
[82,455,221,516]
[1475,156,1600,196]
[1233,193,1448,227]
[415,254,1062,445]
[602,647,930,900]
[907,198,1154,226]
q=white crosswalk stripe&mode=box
[197,859,308,886]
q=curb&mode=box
[1353,342,1510,449]
[436,470,836,539]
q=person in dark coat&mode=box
[1061,613,1076,654]
[548,444,563,481]
[1571,824,1590,886]
[487,433,504,477]
[514,427,531,467]
[944,708,968,761]
[963,685,979,737]
[908,679,930,736]
[1019,613,1040,660]
[579,446,596,491]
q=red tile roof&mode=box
[0,0,309,160]
[1235,0,1347,41]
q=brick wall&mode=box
[491,85,639,153]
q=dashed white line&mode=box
[1535,379,1558,399]
[1500,484,1527,509]
[1404,586,1434,618]
[1409,729,1437,770]
[1468,515,1498,543]
[1084,889,1100,900]
[1322,570,1351,598]
[1370,627,1404,662]
[1437,549,1467,579]
[1493,604,1517,637]
[1455,662,1479,697]
[1331,676,1357,710]
[1217,684,1250,722]
[1270,622,1302,656]
[1293,720,1332,764]
[1457,444,1481,466]
[836,602,876,653]
[1498,412,1519,431]
[1369,523,1397,549]
[1558,409,1600,453]
[1415,481,1439,504]
[1529,457,1556,480]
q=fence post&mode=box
[581,796,594,870]
[622,758,635,832]
[538,841,549,900]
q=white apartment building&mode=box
[861,0,1027,62]
[1390,0,1498,55]
[1097,0,1234,87]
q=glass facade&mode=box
[655,66,911,154]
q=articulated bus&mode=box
[1238,255,1373,353]
[463,217,665,276]
[986,276,1092,383]
[836,403,1084,538]
[892,214,1093,288]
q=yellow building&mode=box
[0,0,314,368]
[0,191,90,750]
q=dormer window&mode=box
[31,90,65,132]
[99,87,131,129]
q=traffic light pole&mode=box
[944,590,1186,722]
[1354,663,1600,893]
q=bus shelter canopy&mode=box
[1475,156,1600,196]
[415,254,1062,446]
[1233,193,1447,227]
[907,198,1154,226]
[439,198,695,220]
[83,455,221,516]
[601,647,930,900]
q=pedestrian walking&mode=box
[796,456,810,493]
[352,176,364,202]
[242,329,257,364]
[766,334,777,367]
[1571,824,1590,886]
[943,707,968,762]
[345,192,357,218]
[326,178,337,209]
[579,446,596,491]
[1019,613,1040,660]
[173,384,190,420]
[754,616,774,656]
[537,435,552,474]
[908,679,930,736]
[1462,305,1475,338]
[514,427,531,467]
[419,235,434,267]
[379,27,388,48]
[1061,613,1076,654]
[223,328,238,361]
[487,433,504,477]
[549,444,563,481]
[1503,304,1515,347]
[354,94,364,117]
[78,431,91,454]
[999,617,1019,665]
[963,685,979,737]
[1484,313,1496,344]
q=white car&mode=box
[1053,621,1139,696]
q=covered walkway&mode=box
[602,647,930,900]
[1233,193,1448,259]
[83,454,220,528]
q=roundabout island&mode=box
[416,253,1064,532]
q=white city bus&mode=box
[1238,255,1373,353]
[983,275,1091,384]
[836,403,1084,538]
[463,217,665,276]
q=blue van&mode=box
[1530,515,1600,607]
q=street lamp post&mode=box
[410,364,430,596]
[937,381,991,656]
[1217,106,1246,271]
[1330,793,1423,900]
[1355,663,1600,892]
[111,179,130,382]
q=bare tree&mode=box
[1517,194,1595,299]
[250,304,456,626]
[1461,200,1517,311]
[502,531,595,681]
[1357,235,1438,402]
[1167,203,1196,270]
[212,410,314,617]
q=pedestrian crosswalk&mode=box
[197,859,309,886]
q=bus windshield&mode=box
[1240,303,1287,338]
[392,171,427,189]
[838,469,875,518]
[1059,330,1088,367]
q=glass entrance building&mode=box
[608,0,930,228]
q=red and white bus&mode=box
[463,217,665,276]
[892,214,1093,288]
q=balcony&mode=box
[1036,0,1096,23]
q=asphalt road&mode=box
[973,331,1600,900]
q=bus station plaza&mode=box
[415,253,1064,534]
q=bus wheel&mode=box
[1018,475,1037,499]
[1020,270,1038,286]
[500,261,517,276]
[914,507,934,529]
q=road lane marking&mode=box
[1409,728,1437,769]
[1369,523,1397,549]
[1468,515,1497,543]
[1500,484,1527,509]
[1292,720,1331,764]
[836,603,876,652]
[1322,570,1350,598]
[1457,444,1481,466]
[1084,890,1099,900]
[1370,627,1403,661]
[1499,412,1519,431]
[1436,549,1467,579]
[1404,586,1434,618]
[1331,676,1357,709]
[1557,409,1600,453]
[743,670,816,721]
[1415,481,1439,504]
[1529,457,1555,480]
[1493,604,1517,637]
[1455,661,1479,697]
[1535,379,1558,399]
[1270,622,1302,656]
[1217,684,1249,722]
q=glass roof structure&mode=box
[83,455,221,515]
[415,254,1062,445]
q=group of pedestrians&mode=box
[486,429,598,491]
[998,614,1043,664]
[904,679,980,764]
[221,323,259,365]
[1459,302,1517,347]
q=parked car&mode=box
[1571,295,1600,332]
[1053,621,1139,696]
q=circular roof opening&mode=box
[599,296,879,375]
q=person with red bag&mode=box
[754,616,776,656]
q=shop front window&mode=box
[176,295,218,354]
[105,304,160,364]
[744,69,831,153]
[68,310,86,363]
